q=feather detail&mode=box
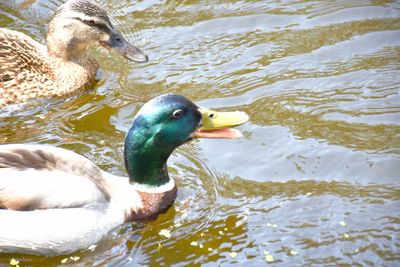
[0,144,110,210]
[0,28,49,82]
[0,28,98,107]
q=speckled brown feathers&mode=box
[0,0,106,107]
[0,29,49,82]
[0,27,98,107]
[0,29,55,106]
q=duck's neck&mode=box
[121,118,180,222]
[46,34,90,63]
[46,19,94,64]
[124,119,175,188]
[45,30,98,95]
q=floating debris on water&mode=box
[9,259,19,267]
[60,256,80,264]
[159,229,171,238]
[265,254,274,262]
[219,230,224,235]
[70,256,80,262]
[190,241,198,246]
[290,249,298,255]
[208,247,213,252]
[264,250,274,262]
[339,221,347,226]
[344,233,349,238]
[229,252,238,258]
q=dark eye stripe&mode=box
[93,22,111,33]
[74,17,112,33]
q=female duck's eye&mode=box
[85,20,96,26]
[171,109,184,119]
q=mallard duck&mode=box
[0,94,248,255]
[0,0,148,107]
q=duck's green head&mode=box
[124,94,248,187]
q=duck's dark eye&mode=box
[171,109,184,120]
[84,19,96,26]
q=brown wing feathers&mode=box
[0,148,57,170]
[0,146,111,210]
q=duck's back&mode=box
[0,28,50,81]
[0,144,110,210]
[0,28,56,106]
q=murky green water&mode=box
[1,0,400,266]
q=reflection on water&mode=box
[0,0,399,265]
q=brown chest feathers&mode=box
[125,186,178,222]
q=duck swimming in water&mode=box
[0,94,248,255]
[0,0,148,107]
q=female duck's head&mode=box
[124,94,249,187]
[47,0,148,62]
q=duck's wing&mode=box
[0,70,59,106]
[0,144,111,211]
[0,29,57,106]
[0,28,49,82]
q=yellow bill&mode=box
[194,107,249,139]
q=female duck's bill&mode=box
[100,29,148,62]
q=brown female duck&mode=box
[0,0,148,107]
